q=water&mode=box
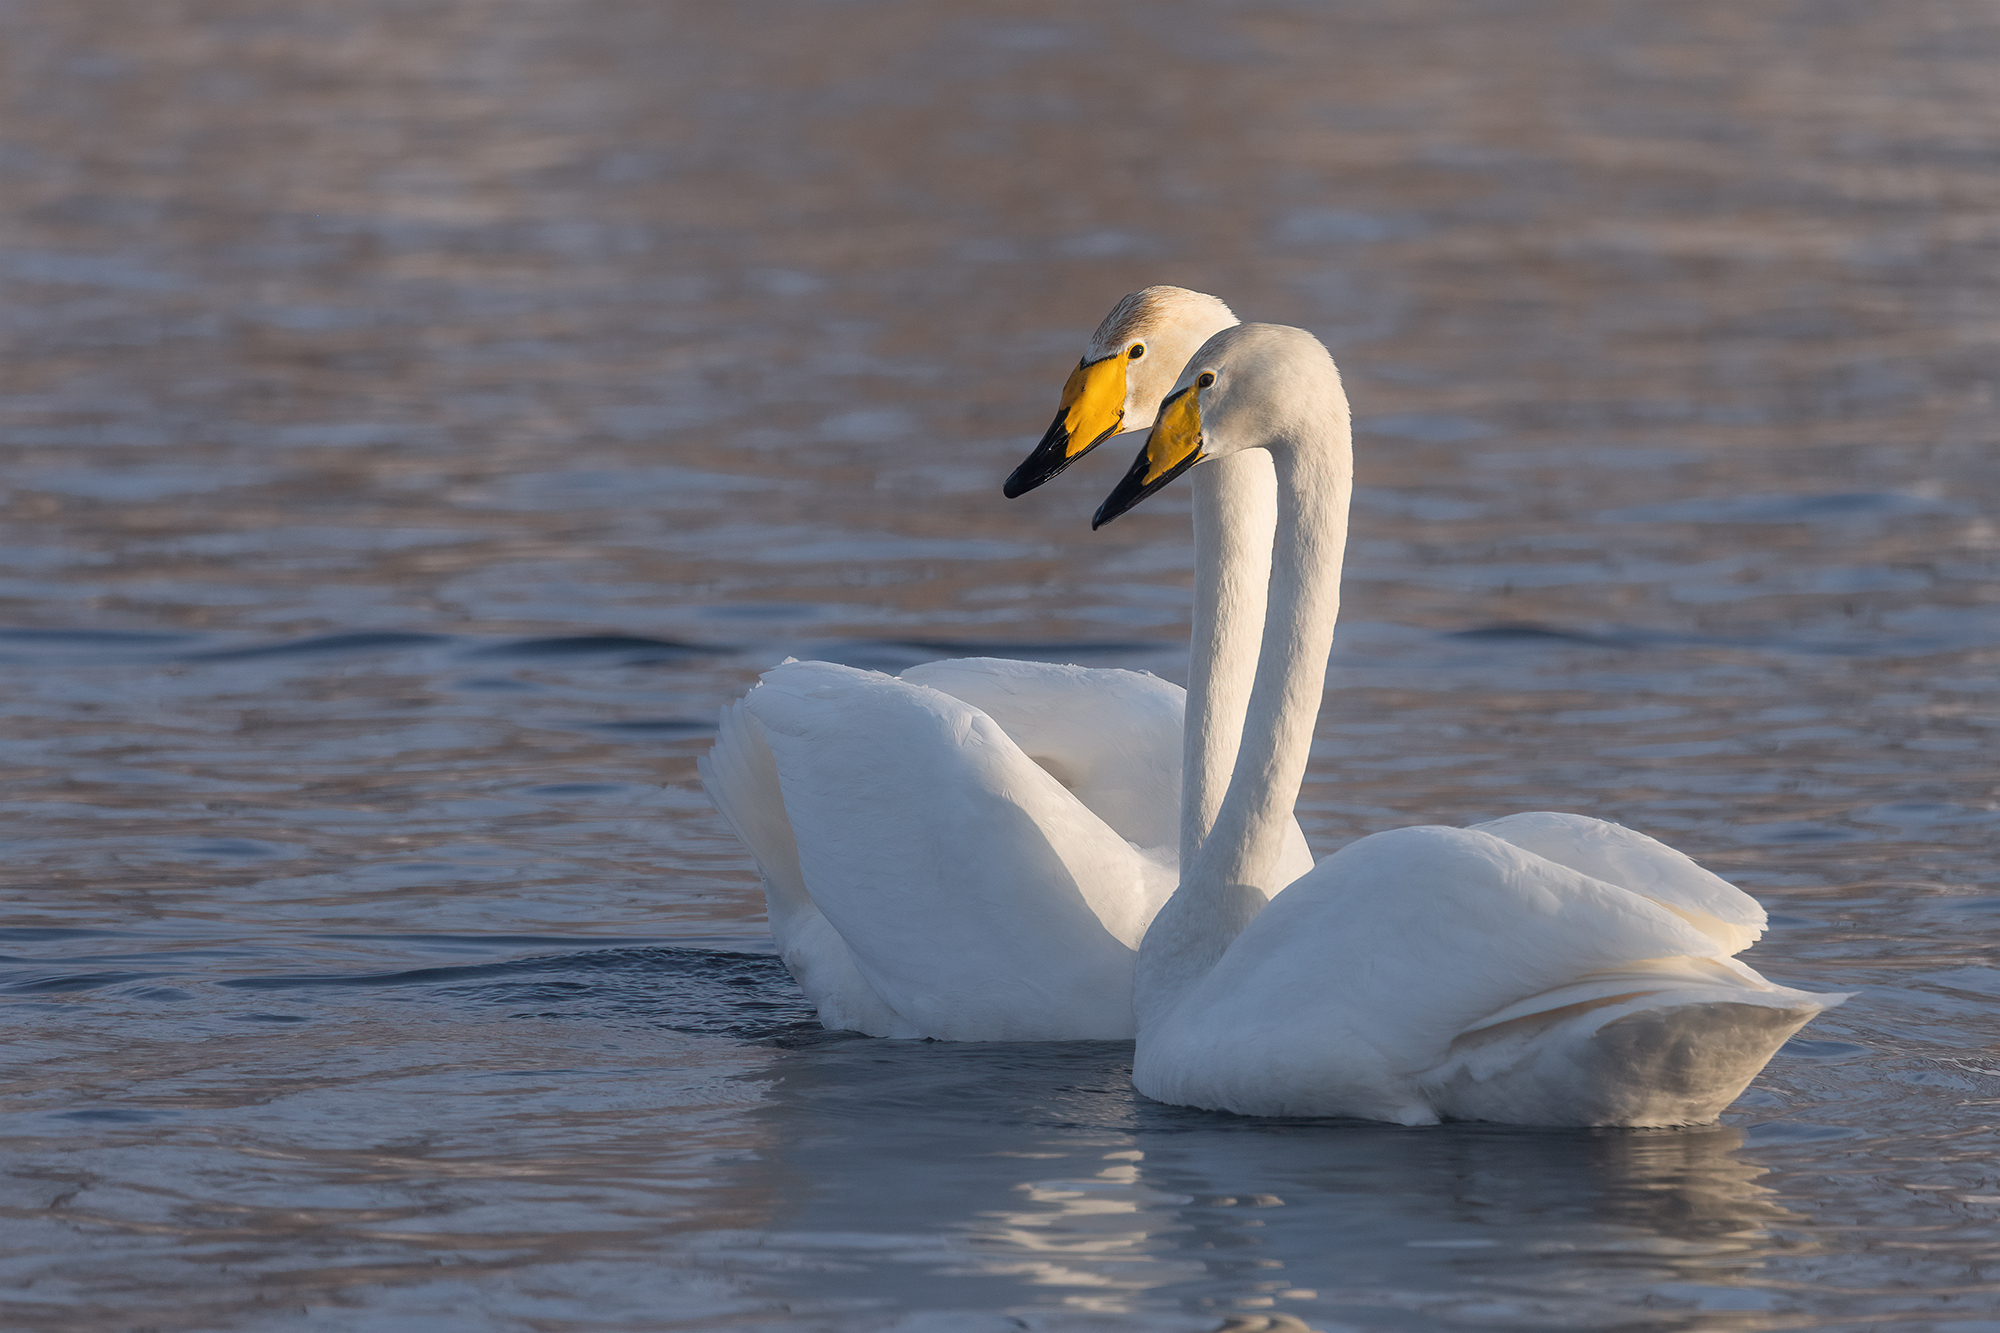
[3,0,1999,1328]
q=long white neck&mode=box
[1182,452,1278,868]
[1139,428,1353,1027]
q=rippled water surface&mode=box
[5,1,2000,1329]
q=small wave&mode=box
[217,946,816,1041]
[1447,623,1631,647]
[1361,413,1496,443]
[189,631,451,661]
[3,970,168,994]
[470,634,724,662]
[585,719,716,736]
[0,628,201,664]
[1599,491,1955,525]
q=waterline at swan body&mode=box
[1100,323,1848,1126]
[695,290,1311,1042]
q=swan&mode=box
[697,287,1312,1040]
[1093,322,1849,1126]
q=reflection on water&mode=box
[748,1041,1797,1328]
[4,0,2000,1327]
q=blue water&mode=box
[5,0,2000,1329]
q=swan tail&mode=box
[699,692,918,1038]
[1425,979,1850,1127]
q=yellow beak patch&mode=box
[1142,383,1204,483]
[1057,354,1128,458]
[1090,382,1207,528]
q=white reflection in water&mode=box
[719,1038,1806,1327]
[962,1156,1202,1304]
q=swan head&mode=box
[1003,286,1237,498]
[1093,323,1346,528]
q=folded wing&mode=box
[740,660,1148,1040]
[1474,810,1766,953]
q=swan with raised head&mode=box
[1005,286,1288,873]
[1094,322,1847,1126]
[698,287,1311,1040]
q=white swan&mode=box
[1093,322,1848,1126]
[698,288,1312,1040]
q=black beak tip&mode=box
[1091,439,1202,531]
[1091,471,1145,530]
[1002,412,1077,499]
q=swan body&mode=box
[699,288,1311,1040]
[1098,323,1847,1127]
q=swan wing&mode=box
[906,656,1313,890]
[741,660,1147,1040]
[1473,811,1766,952]
[901,657,1182,852]
[698,699,919,1037]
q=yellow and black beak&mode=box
[1003,353,1128,498]
[1092,382,1205,529]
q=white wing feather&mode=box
[1474,811,1766,952]
[904,657,1312,888]
[697,698,918,1036]
[901,657,1183,852]
[742,660,1145,1040]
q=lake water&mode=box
[4,1,2000,1329]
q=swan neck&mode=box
[1181,453,1278,869]
[1140,417,1352,1027]
[1201,441,1349,892]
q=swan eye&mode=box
[1197,371,1215,388]
[1128,344,1145,360]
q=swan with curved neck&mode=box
[697,291,1310,1041]
[1096,322,1847,1126]
[1004,285,1284,868]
